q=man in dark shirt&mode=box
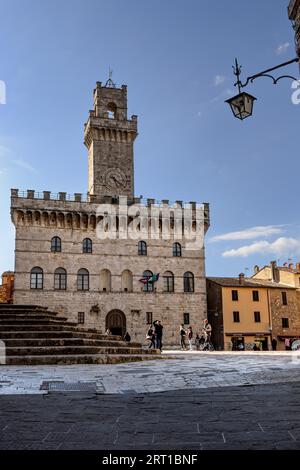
[154,320,163,351]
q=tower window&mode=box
[138,241,147,256]
[83,238,92,253]
[183,313,190,325]
[51,236,61,253]
[173,242,182,257]
[107,102,117,119]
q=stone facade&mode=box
[0,271,14,303]
[11,80,210,346]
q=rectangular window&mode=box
[252,290,259,301]
[254,311,261,323]
[183,312,190,325]
[282,292,288,305]
[146,312,152,325]
[232,290,238,301]
[233,311,240,323]
[78,312,85,324]
[282,318,289,328]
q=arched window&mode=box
[83,238,92,253]
[121,270,133,292]
[138,241,147,256]
[77,268,89,291]
[107,102,117,119]
[54,267,67,290]
[30,267,43,289]
[163,271,174,292]
[100,269,111,292]
[51,236,61,252]
[173,242,182,257]
[184,272,194,292]
[143,270,153,292]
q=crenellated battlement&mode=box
[10,188,210,233]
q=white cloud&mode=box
[222,237,300,258]
[13,158,38,173]
[214,75,226,86]
[211,225,284,242]
[276,42,290,55]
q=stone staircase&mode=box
[0,304,161,365]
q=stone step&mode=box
[4,346,160,356]
[0,314,69,322]
[0,304,50,311]
[0,330,121,340]
[0,324,95,332]
[2,338,142,348]
[0,317,73,324]
[4,354,164,365]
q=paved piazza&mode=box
[0,351,300,395]
[1,352,300,450]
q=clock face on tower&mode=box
[103,168,127,191]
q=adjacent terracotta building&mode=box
[0,271,14,303]
[207,264,300,351]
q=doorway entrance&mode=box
[106,310,126,337]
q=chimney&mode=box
[296,263,300,270]
[283,262,288,267]
[289,263,294,269]
[270,260,279,282]
[239,273,245,285]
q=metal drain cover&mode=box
[40,381,97,392]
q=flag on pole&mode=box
[139,273,160,284]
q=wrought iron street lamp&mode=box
[226,57,299,120]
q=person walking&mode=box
[271,337,277,351]
[180,324,187,350]
[154,320,163,351]
[187,326,193,351]
[285,338,290,351]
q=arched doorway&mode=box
[106,310,126,337]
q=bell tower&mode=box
[84,78,138,198]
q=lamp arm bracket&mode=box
[234,57,299,89]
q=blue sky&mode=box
[0,0,299,277]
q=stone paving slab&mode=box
[0,381,300,449]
